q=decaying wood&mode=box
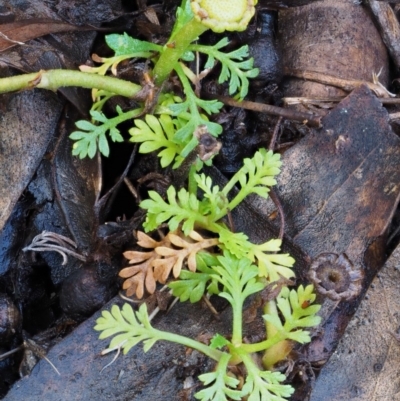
[310,245,400,401]
[0,90,64,232]
[0,19,94,52]
[279,0,389,105]
[368,0,400,70]
[246,86,400,399]
[284,96,400,106]
[259,0,317,8]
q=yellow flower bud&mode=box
[191,0,257,33]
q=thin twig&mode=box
[166,296,179,314]
[0,31,25,46]
[284,96,400,106]
[368,0,400,70]
[148,305,161,321]
[389,112,400,121]
[268,117,283,151]
[226,209,235,233]
[42,355,61,376]
[202,295,219,317]
[269,190,285,241]
[286,68,395,98]
[24,338,61,376]
[213,95,322,128]
[118,291,142,304]
[268,117,285,241]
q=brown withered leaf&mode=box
[120,252,158,299]
[120,231,169,299]
[120,231,219,299]
[154,231,219,281]
[0,19,92,52]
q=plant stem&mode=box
[152,18,207,85]
[0,70,142,98]
[231,295,244,346]
[188,163,198,195]
[240,331,288,354]
[261,300,293,369]
[216,170,261,220]
[173,62,205,155]
[153,328,224,361]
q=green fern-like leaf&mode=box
[195,353,242,401]
[190,40,259,99]
[129,114,184,167]
[171,63,224,158]
[106,32,162,56]
[94,303,160,354]
[140,186,205,234]
[70,107,141,158]
[195,173,227,220]
[263,285,322,344]
[248,239,295,282]
[212,252,264,308]
[169,100,223,149]
[223,149,281,200]
[217,228,253,259]
[169,252,220,302]
[242,369,294,401]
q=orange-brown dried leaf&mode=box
[120,230,218,298]
[119,231,170,299]
[120,255,157,299]
[137,231,167,248]
[122,250,154,263]
[123,275,143,298]
[153,257,176,283]
[154,231,219,278]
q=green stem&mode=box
[216,171,271,221]
[174,63,198,115]
[153,327,224,361]
[173,62,204,155]
[261,300,293,369]
[228,343,262,368]
[0,70,142,98]
[153,18,207,85]
[188,163,198,195]
[231,295,244,346]
[240,331,289,354]
[264,300,278,340]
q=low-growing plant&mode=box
[0,0,322,398]
[95,149,321,401]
